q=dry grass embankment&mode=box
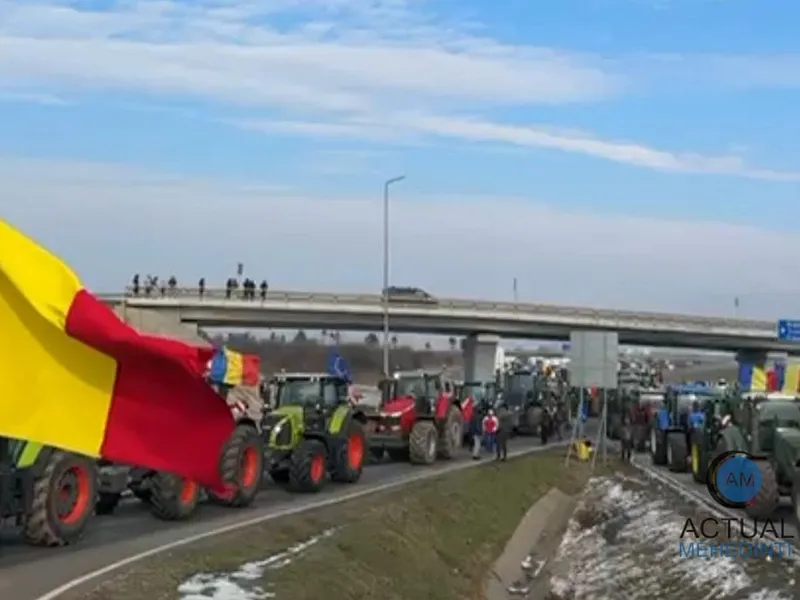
[78,450,604,600]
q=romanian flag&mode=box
[738,360,767,393]
[0,220,235,489]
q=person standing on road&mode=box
[496,404,511,461]
[620,414,633,463]
[540,406,552,446]
[470,406,483,460]
[482,408,499,455]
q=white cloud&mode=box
[2,1,798,180]
[3,156,800,320]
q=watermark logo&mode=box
[706,450,762,509]
[675,451,795,559]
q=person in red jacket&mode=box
[482,408,499,454]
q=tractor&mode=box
[94,364,265,520]
[708,392,800,519]
[651,383,717,471]
[688,391,738,483]
[368,369,469,464]
[628,389,665,451]
[262,371,367,493]
[500,369,542,435]
[0,437,97,546]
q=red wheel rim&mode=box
[180,480,199,505]
[58,465,91,525]
[310,454,325,483]
[241,445,259,488]
[347,434,364,470]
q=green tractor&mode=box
[262,372,367,493]
[0,437,97,546]
[707,392,800,518]
[500,369,542,435]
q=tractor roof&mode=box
[272,372,346,382]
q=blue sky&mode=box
[0,0,799,318]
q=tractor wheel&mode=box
[691,436,707,483]
[650,428,667,466]
[148,472,200,521]
[667,432,688,473]
[95,492,121,516]
[409,421,438,465]
[23,451,97,546]
[387,448,409,462]
[524,406,541,434]
[208,424,264,508]
[331,420,366,484]
[745,461,780,519]
[438,406,463,460]
[289,439,327,493]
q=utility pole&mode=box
[382,175,406,377]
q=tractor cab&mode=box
[460,380,497,410]
[271,372,350,411]
[732,392,800,455]
[503,370,539,409]
[379,370,451,417]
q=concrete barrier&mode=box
[486,488,575,600]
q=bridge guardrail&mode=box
[97,287,778,334]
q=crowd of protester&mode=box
[128,274,270,299]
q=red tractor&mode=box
[366,370,473,465]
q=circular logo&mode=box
[706,451,762,508]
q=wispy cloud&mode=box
[0,0,798,179]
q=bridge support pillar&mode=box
[462,334,500,382]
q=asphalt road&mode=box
[635,451,799,540]
[0,435,559,600]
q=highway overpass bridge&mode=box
[101,288,799,381]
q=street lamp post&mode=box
[383,175,406,377]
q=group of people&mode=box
[224,278,269,300]
[471,406,511,461]
[128,274,271,300]
[130,274,177,297]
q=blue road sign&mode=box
[777,319,800,341]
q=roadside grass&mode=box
[77,449,610,600]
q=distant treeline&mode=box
[213,330,462,383]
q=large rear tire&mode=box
[208,424,264,508]
[148,472,200,521]
[667,432,688,472]
[651,428,667,466]
[289,439,328,493]
[23,452,98,547]
[745,461,780,519]
[331,420,366,483]
[691,435,707,483]
[438,406,463,460]
[409,421,438,465]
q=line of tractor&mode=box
[606,382,800,521]
[0,358,575,549]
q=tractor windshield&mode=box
[462,383,486,403]
[276,379,321,406]
[393,376,428,398]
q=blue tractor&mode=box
[650,383,713,472]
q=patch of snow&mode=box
[178,529,337,600]
[548,477,794,599]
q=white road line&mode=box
[37,442,568,600]
[630,456,800,563]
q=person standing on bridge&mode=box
[198,277,205,297]
[131,273,140,296]
[260,279,268,300]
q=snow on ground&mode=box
[542,474,796,599]
[177,529,337,600]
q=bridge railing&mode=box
[98,287,776,333]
